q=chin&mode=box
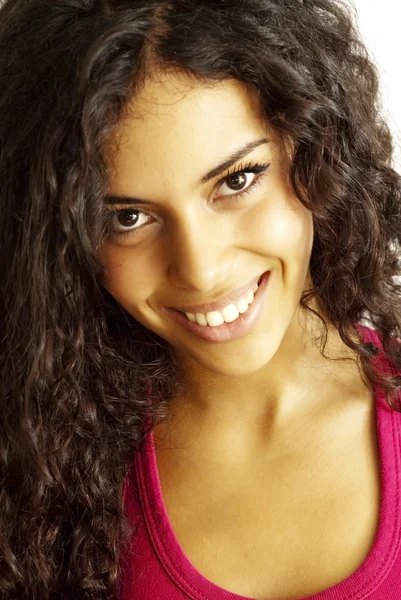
[184,342,279,378]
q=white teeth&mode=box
[222,304,239,323]
[195,313,208,326]
[246,290,254,304]
[184,280,259,327]
[236,298,249,314]
[206,311,225,327]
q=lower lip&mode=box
[162,271,271,343]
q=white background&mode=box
[351,0,401,171]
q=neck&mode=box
[157,309,369,452]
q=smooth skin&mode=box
[101,71,380,598]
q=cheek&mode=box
[241,194,313,264]
[99,243,165,312]
[271,208,313,259]
[99,244,139,306]
[99,245,127,291]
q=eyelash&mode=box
[220,161,269,200]
[106,160,270,240]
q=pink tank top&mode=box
[119,325,401,599]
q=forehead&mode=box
[105,71,276,192]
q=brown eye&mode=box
[108,208,152,236]
[217,171,256,197]
[226,172,247,191]
[116,210,139,228]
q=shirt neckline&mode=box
[135,325,401,600]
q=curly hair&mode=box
[1,0,401,597]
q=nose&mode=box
[166,213,235,293]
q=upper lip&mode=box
[165,272,267,314]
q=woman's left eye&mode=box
[216,163,270,199]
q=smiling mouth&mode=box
[176,273,266,327]
[175,274,264,313]
[160,270,271,341]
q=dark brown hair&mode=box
[1,0,401,597]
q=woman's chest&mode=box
[154,404,381,598]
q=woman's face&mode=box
[100,71,314,377]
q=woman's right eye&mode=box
[107,208,153,238]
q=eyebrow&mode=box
[105,137,270,205]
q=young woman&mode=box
[1,0,401,598]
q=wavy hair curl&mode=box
[1,0,401,597]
